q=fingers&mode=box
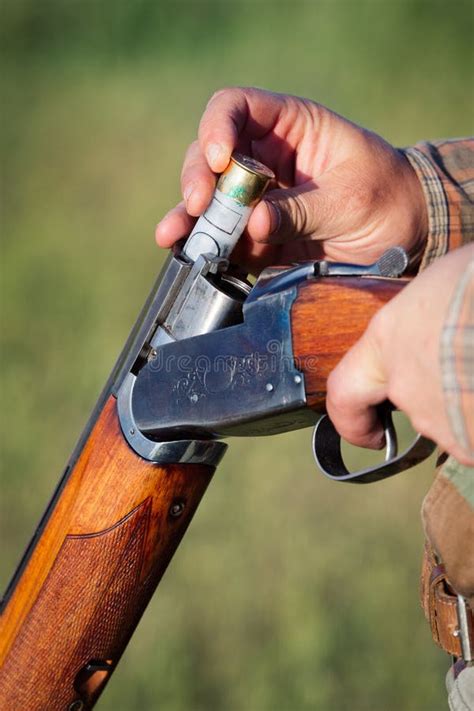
[157,178,320,255]
[180,141,216,217]
[198,87,283,172]
[157,179,334,254]
[178,89,249,218]
[180,88,285,214]
[326,322,388,450]
[179,88,257,216]
[198,89,244,172]
[247,184,329,244]
[155,202,195,249]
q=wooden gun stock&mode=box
[291,276,407,410]
[0,396,215,710]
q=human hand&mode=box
[326,245,474,465]
[156,87,428,273]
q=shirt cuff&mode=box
[401,141,470,271]
[402,146,450,271]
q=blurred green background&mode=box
[1,1,473,709]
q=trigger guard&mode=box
[312,410,436,484]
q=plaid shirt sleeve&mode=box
[402,138,474,459]
[402,138,474,270]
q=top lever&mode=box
[314,246,409,278]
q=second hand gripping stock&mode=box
[0,153,434,711]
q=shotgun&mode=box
[0,154,435,710]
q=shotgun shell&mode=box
[216,153,275,207]
[182,153,274,262]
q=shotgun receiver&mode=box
[0,154,435,710]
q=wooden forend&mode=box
[0,396,215,710]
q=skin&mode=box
[156,86,473,465]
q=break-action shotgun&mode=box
[0,154,435,710]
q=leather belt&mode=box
[421,544,473,664]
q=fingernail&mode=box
[206,143,223,169]
[266,201,282,234]
[183,183,195,204]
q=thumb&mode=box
[247,181,340,244]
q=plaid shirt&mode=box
[403,139,474,610]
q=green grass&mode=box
[1,1,473,709]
